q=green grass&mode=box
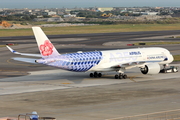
[173,55,180,61]
[1,23,180,37]
[0,45,6,47]
[134,42,180,46]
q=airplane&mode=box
[7,27,174,79]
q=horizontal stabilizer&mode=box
[7,46,41,57]
[12,57,37,64]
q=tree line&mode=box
[0,14,39,21]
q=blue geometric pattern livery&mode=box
[45,51,103,72]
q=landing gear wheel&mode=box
[123,74,127,79]
[119,74,123,79]
[119,75,123,79]
[90,73,94,78]
[98,73,102,78]
[94,72,98,78]
[115,74,119,79]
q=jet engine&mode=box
[140,63,160,75]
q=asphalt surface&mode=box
[0,30,180,120]
[1,30,180,45]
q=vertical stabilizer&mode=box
[32,27,60,58]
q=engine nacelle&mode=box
[140,63,160,75]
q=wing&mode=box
[111,61,146,70]
[111,59,165,70]
[7,46,42,57]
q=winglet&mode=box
[6,46,20,54]
[6,46,16,53]
[6,45,42,57]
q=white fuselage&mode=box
[36,47,173,72]
[90,47,173,72]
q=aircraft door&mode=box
[142,52,147,61]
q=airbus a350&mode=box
[7,27,174,79]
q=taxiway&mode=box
[0,30,180,120]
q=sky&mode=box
[1,0,180,9]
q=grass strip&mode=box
[173,55,180,62]
[0,45,6,47]
[1,23,180,37]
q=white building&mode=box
[142,12,159,15]
[63,14,76,18]
[43,11,57,15]
[133,12,159,15]
[97,7,113,12]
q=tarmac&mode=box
[0,70,180,120]
[0,31,180,120]
[0,66,180,96]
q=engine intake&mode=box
[141,63,160,75]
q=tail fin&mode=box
[32,27,60,58]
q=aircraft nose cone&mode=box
[170,54,174,63]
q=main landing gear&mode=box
[114,73,127,79]
[89,72,128,79]
[89,72,102,78]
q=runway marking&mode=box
[171,49,180,51]
[61,83,71,84]
[128,76,137,82]
[0,69,27,73]
[106,109,180,120]
[7,59,39,66]
[21,82,74,87]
